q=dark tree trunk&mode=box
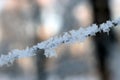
[34,35,47,80]
[33,4,47,80]
[36,48,47,80]
[90,0,117,80]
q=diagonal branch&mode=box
[0,18,120,67]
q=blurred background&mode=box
[0,0,120,80]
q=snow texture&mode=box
[0,18,120,67]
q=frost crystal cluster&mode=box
[0,18,120,66]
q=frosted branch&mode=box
[0,18,120,66]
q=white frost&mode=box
[0,18,120,67]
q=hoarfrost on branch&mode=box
[0,18,120,67]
